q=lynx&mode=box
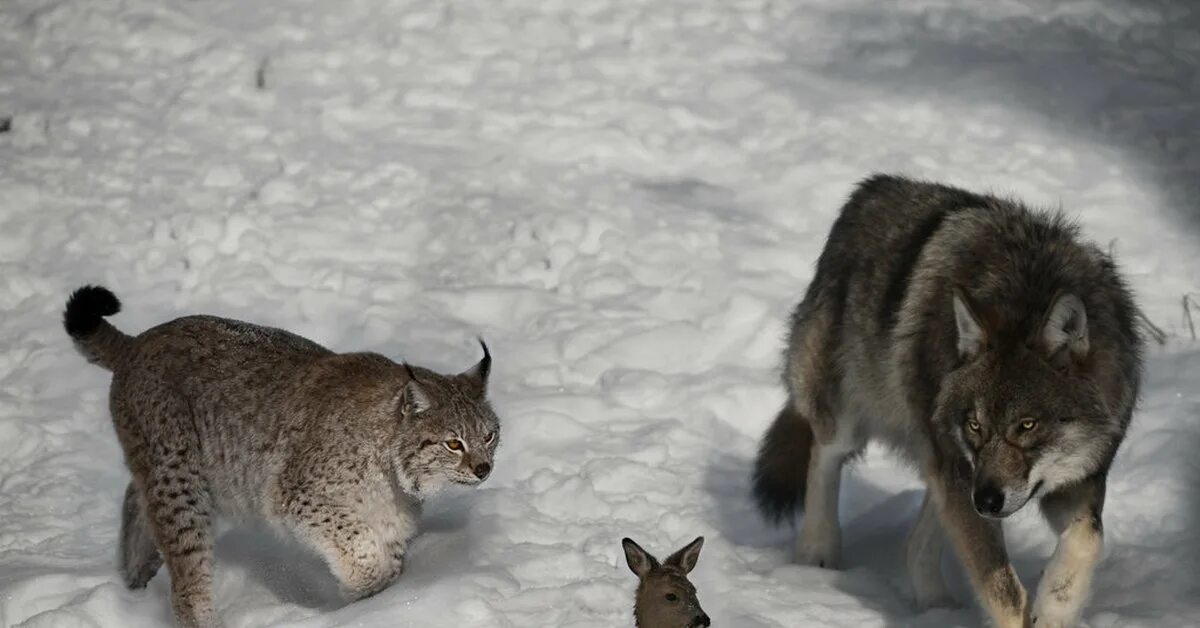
[64,285,501,628]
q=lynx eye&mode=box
[665,593,678,602]
[1020,419,1038,431]
[444,439,464,452]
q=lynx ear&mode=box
[952,288,987,359]
[399,364,432,417]
[459,338,491,397]
[664,536,704,574]
[1043,293,1089,358]
[622,538,658,578]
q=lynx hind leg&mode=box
[140,456,222,628]
[282,493,407,602]
[120,481,163,589]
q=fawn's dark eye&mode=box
[665,593,678,602]
[444,439,464,452]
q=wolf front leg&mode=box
[926,467,1031,628]
[1033,476,1105,628]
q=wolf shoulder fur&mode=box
[753,175,1143,628]
[64,286,501,628]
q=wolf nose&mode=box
[693,613,710,627]
[473,462,491,480]
[973,485,1004,516]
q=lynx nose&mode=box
[692,613,710,627]
[973,484,1005,516]
[473,462,491,480]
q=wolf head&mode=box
[937,289,1117,519]
[393,340,500,497]
[623,536,711,628]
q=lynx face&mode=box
[395,342,500,496]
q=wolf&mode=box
[752,175,1143,627]
[63,286,500,628]
[622,536,711,628]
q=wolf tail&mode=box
[752,400,813,525]
[63,285,132,371]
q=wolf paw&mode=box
[1030,614,1074,628]
[795,540,840,569]
[913,591,960,611]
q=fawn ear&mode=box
[622,538,658,578]
[398,364,432,417]
[458,338,491,397]
[664,536,704,574]
[952,288,988,359]
[1042,293,1089,359]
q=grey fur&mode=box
[63,287,500,628]
[752,175,1143,627]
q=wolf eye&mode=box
[1020,419,1037,431]
[965,417,981,432]
[444,439,464,452]
[665,593,678,602]
[484,431,496,445]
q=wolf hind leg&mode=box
[119,481,163,589]
[906,491,956,609]
[796,422,863,569]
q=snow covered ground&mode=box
[2,0,1199,626]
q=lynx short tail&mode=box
[752,401,813,525]
[63,285,132,370]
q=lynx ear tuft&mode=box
[459,337,491,397]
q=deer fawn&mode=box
[621,536,711,628]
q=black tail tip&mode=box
[64,285,121,338]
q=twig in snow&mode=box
[1183,293,1200,341]
[0,116,10,133]
[1137,309,1167,346]
[255,56,269,90]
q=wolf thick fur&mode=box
[64,286,500,628]
[752,175,1143,628]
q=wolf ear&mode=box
[664,536,704,574]
[952,288,987,359]
[1042,293,1089,358]
[622,538,658,578]
[458,338,491,397]
[398,364,432,417]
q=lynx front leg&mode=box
[927,467,1030,628]
[283,496,404,601]
[1033,477,1106,628]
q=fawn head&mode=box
[622,536,710,628]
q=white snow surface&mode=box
[2,0,1199,626]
